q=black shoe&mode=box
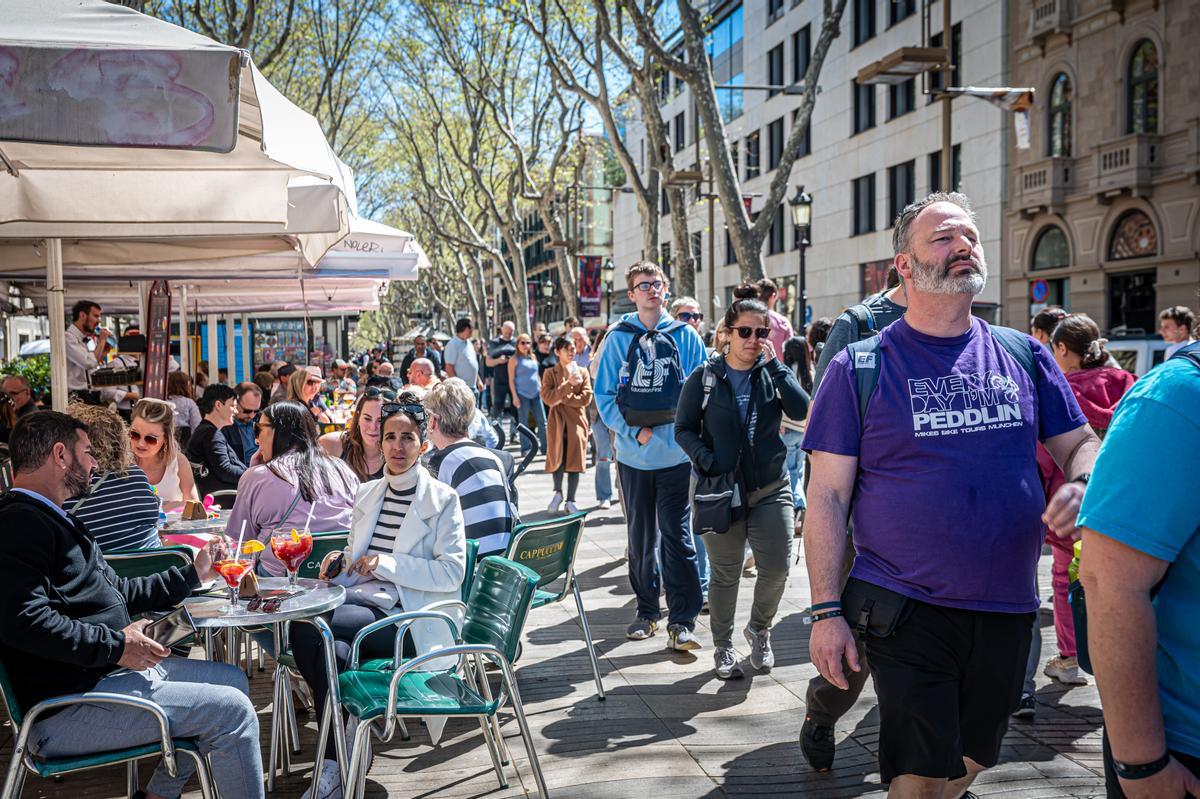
[800,715,835,772]
[1012,692,1036,719]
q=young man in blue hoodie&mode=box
[595,261,709,650]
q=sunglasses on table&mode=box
[246,596,284,613]
[677,311,704,323]
[632,280,664,293]
[129,430,161,446]
[734,326,771,340]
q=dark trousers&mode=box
[491,381,517,433]
[291,604,413,758]
[618,461,702,629]
[1103,731,1200,798]
[805,535,871,726]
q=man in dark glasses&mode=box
[223,382,263,464]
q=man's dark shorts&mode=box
[856,580,1033,783]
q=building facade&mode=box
[1004,0,1200,335]
[611,0,1011,327]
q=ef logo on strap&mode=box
[854,352,876,369]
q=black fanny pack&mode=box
[693,472,741,535]
[841,577,915,638]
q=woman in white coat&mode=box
[293,394,466,799]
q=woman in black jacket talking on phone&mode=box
[675,289,810,680]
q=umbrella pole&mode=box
[225,315,237,383]
[45,238,68,412]
[241,314,251,383]
[179,284,190,375]
[206,315,219,387]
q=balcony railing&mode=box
[1092,134,1160,201]
[1016,157,1072,216]
[1029,0,1071,48]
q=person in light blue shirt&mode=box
[1078,340,1200,798]
[594,261,708,651]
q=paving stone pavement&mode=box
[0,452,1107,798]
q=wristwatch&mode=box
[1112,752,1171,780]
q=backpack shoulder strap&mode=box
[845,303,878,341]
[845,336,883,434]
[700,365,717,411]
[613,320,641,336]
[989,325,1037,385]
[1172,342,1200,369]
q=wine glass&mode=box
[270,529,314,586]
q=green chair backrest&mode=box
[461,557,540,663]
[299,532,350,578]
[462,539,479,603]
[503,511,587,603]
[0,658,25,727]
[105,546,194,579]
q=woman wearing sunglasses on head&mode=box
[295,394,467,798]
[130,398,199,511]
[675,288,811,681]
[318,387,390,482]
[224,401,359,576]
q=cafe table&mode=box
[159,508,230,551]
[184,577,349,792]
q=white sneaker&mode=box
[300,758,341,799]
[1044,655,1088,685]
[547,492,563,513]
[565,501,579,514]
[598,499,612,510]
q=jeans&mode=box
[701,482,792,648]
[592,412,614,502]
[490,381,514,436]
[516,392,547,455]
[29,658,263,799]
[694,527,710,598]
[618,461,702,628]
[781,429,807,511]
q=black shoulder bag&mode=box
[692,367,754,535]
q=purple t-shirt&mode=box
[802,317,1086,613]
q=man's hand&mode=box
[636,427,653,445]
[118,620,170,670]
[1043,481,1085,540]
[1117,758,1200,799]
[192,538,227,583]
[809,616,860,690]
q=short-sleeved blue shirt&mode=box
[1077,345,1200,758]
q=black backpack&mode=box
[615,319,688,427]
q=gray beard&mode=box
[909,254,988,296]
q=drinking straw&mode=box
[234,520,247,562]
[302,502,315,537]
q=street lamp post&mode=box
[788,186,813,331]
[601,259,615,325]
[541,279,554,326]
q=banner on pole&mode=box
[579,255,602,317]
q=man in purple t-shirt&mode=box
[802,192,1099,797]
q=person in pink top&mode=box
[224,400,359,576]
[756,278,795,361]
[1035,314,1137,688]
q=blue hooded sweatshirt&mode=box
[594,311,708,471]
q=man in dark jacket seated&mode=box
[186,383,247,498]
[0,412,264,799]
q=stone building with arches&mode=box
[1005,0,1200,336]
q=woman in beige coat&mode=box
[541,335,593,513]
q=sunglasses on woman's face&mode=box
[677,311,704,322]
[305,378,323,387]
[734,326,771,340]
[129,430,160,446]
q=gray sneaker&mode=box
[667,624,702,651]
[626,618,659,640]
[713,647,744,679]
[743,624,774,671]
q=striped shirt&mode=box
[436,441,516,556]
[65,467,161,553]
[368,482,415,555]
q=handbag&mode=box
[691,366,754,535]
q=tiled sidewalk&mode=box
[1,457,1107,798]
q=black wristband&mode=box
[810,601,842,613]
[1112,752,1171,780]
[811,610,844,622]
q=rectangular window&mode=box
[691,231,703,273]
[768,0,785,23]
[768,205,786,255]
[660,242,671,275]
[661,186,670,217]
[928,144,963,192]
[674,111,686,152]
[792,25,811,85]
[888,78,915,119]
[767,44,785,97]
[888,0,915,26]
[853,0,876,46]
[791,109,812,157]
[745,131,761,179]
[725,229,737,265]
[852,173,876,236]
[929,23,962,96]
[708,6,744,121]
[767,117,784,171]
[853,80,876,134]
[659,71,670,103]
[887,160,916,226]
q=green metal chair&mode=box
[327,556,548,799]
[0,658,216,799]
[298,531,351,578]
[104,546,193,578]
[503,510,603,700]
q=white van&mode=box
[1105,339,1169,377]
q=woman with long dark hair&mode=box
[781,334,813,532]
[225,400,359,576]
[318,388,389,482]
[675,292,810,680]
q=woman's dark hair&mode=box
[342,392,382,481]
[198,383,237,414]
[724,284,769,329]
[782,335,813,394]
[807,317,833,350]
[553,335,573,353]
[1031,305,1068,339]
[261,401,355,502]
[1051,313,1109,369]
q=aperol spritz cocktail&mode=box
[270,530,314,586]
[214,558,252,613]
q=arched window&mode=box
[1108,210,1158,260]
[1047,73,1072,157]
[1127,40,1159,134]
[1032,226,1070,270]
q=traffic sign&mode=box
[1030,279,1049,303]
